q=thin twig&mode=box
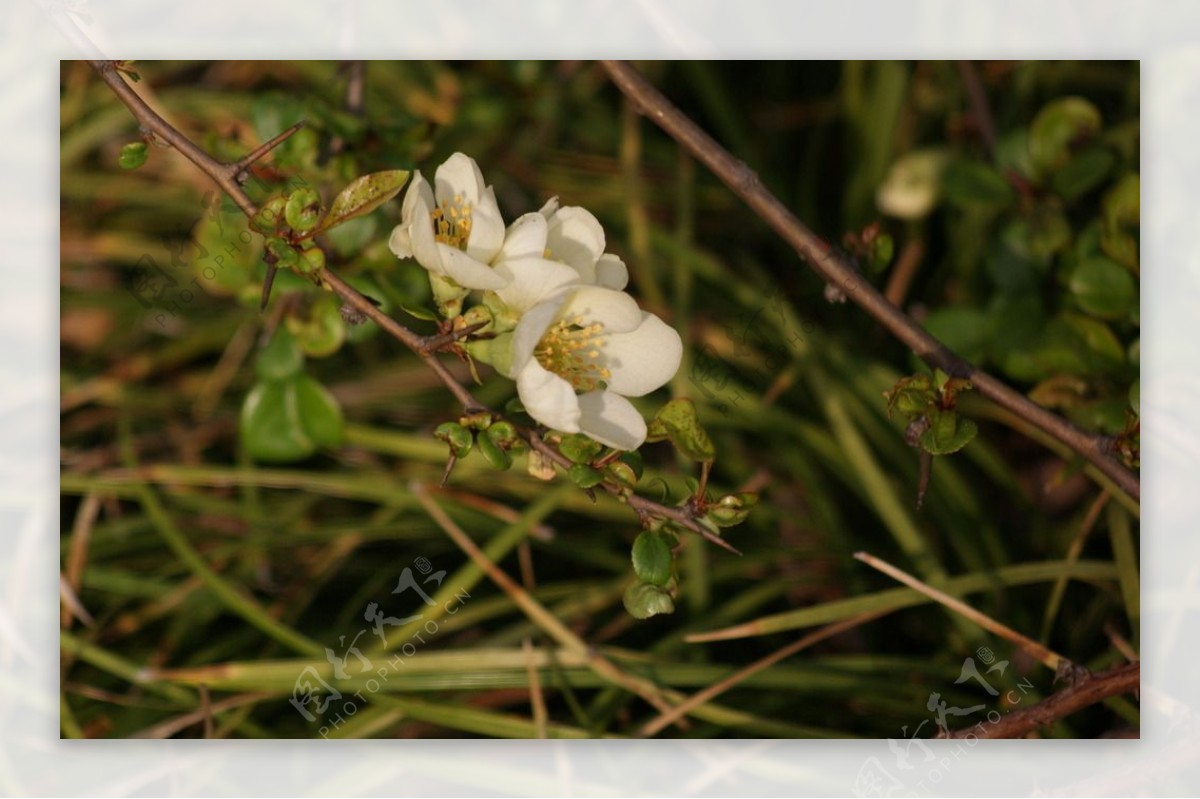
[522,637,549,738]
[854,551,1071,674]
[598,60,1139,504]
[955,60,998,156]
[941,661,1139,739]
[229,120,307,183]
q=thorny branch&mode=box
[599,60,1140,505]
[88,60,735,553]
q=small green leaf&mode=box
[646,398,716,462]
[476,430,512,470]
[941,159,1015,209]
[118,141,148,170]
[434,422,473,458]
[918,409,978,455]
[706,492,759,528]
[318,170,410,233]
[631,530,673,587]
[1068,256,1137,319]
[240,380,314,462]
[622,581,675,619]
[251,197,287,235]
[1051,144,1115,200]
[265,236,299,270]
[559,434,603,464]
[1101,173,1140,271]
[399,304,440,322]
[485,421,519,448]
[1029,96,1102,176]
[293,374,344,448]
[285,293,346,358]
[255,326,304,381]
[567,463,604,489]
[285,187,323,234]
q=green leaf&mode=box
[566,463,604,489]
[118,141,148,170]
[293,374,344,448]
[1051,144,1115,200]
[285,293,346,358]
[646,399,716,462]
[918,408,978,455]
[941,159,1015,210]
[318,170,410,233]
[922,307,991,365]
[559,434,604,464]
[250,197,287,235]
[237,376,343,463]
[476,431,512,470]
[240,380,313,462]
[1068,256,1137,319]
[255,326,305,381]
[1101,173,1140,271]
[285,187,323,234]
[622,581,675,619]
[631,530,673,587]
[399,303,440,322]
[1029,96,1102,176]
[434,422,474,458]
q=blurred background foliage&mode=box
[60,60,1139,739]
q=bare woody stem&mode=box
[598,60,1140,504]
[88,60,728,550]
[941,661,1140,739]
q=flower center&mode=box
[534,314,611,391]
[431,194,473,250]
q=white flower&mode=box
[388,153,508,290]
[539,199,629,290]
[489,211,583,318]
[505,286,682,450]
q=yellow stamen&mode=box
[535,315,610,390]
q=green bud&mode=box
[265,236,299,269]
[567,463,604,489]
[251,197,287,235]
[706,492,758,527]
[606,460,638,487]
[459,411,493,431]
[119,141,148,169]
[460,304,494,336]
[485,421,518,448]
[297,246,326,275]
[434,422,473,458]
[618,450,644,480]
[285,187,323,235]
[559,433,603,464]
[476,430,512,470]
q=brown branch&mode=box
[89,60,731,552]
[598,60,1139,504]
[941,661,1139,739]
[955,60,998,156]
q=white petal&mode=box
[517,360,582,433]
[594,254,629,291]
[434,152,485,204]
[389,173,434,261]
[558,286,642,333]
[509,298,564,377]
[599,312,682,397]
[466,185,505,263]
[546,206,605,279]
[435,243,507,290]
[538,197,561,218]
[576,391,647,450]
[408,199,444,275]
[388,225,414,259]
[494,258,581,315]
[498,212,549,262]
